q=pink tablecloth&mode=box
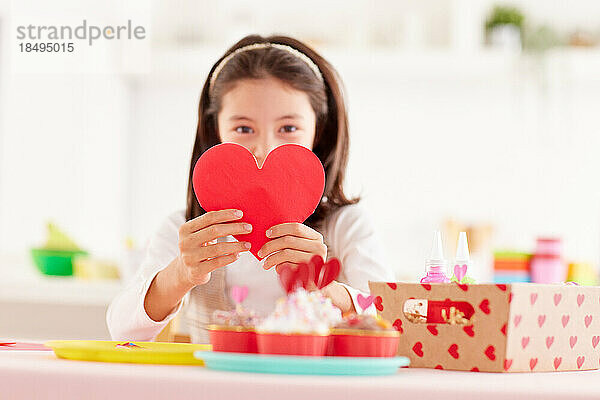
[1,351,600,400]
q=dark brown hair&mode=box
[186,34,359,229]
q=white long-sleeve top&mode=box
[106,203,395,343]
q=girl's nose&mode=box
[253,142,276,168]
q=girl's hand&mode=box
[257,223,327,271]
[176,209,252,286]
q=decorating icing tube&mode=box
[452,232,475,283]
[420,231,450,283]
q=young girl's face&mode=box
[217,77,317,168]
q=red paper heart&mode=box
[504,359,513,371]
[374,296,384,311]
[307,255,340,290]
[484,345,496,361]
[192,143,325,259]
[278,263,310,294]
[577,356,585,369]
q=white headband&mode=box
[209,42,324,93]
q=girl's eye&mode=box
[235,126,254,134]
[279,125,298,133]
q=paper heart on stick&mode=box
[278,263,310,294]
[278,255,341,294]
[356,294,375,311]
[192,143,325,260]
[307,255,340,290]
[231,285,248,304]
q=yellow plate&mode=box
[45,340,211,365]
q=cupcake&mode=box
[207,307,261,353]
[256,288,342,356]
[330,314,400,357]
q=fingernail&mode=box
[265,229,272,237]
[243,242,251,249]
[234,210,243,218]
[243,223,252,232]
[257,249,263,258]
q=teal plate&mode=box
[194,351,409,376]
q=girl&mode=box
[107,34,394,343]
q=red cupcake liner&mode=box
[256,332,329,356]
[208,325,257,353]
[330,330,400,357]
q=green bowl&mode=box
[30,248,88,276]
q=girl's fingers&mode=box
[198,241,251,260]
[262,249,314,270]
[188,221,252,245]
[182,242,249,265]
[266,223,323,241]
[257,235,324,259]
[275,262,299,274]
[195,253,241,277]
[179,209,244,235]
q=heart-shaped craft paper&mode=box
[356,294,375,312]
[278,255,341,294]
[193,143,325,259]
[307,255,340,290]
[231,285,248,304]
[278,263,310,294]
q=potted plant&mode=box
[485,5,525,51]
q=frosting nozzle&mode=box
[429,230,445,262]
[456,232,470,262]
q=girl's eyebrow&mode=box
[229,115,254,121]
[277,113,303,120]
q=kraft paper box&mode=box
[369,282,600,372]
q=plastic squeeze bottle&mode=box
[420,231,450,283]
[452,232,471,283]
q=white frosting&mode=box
[257,288,342,335]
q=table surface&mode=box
[2,350,600,400]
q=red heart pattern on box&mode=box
[370,282,600,372]
[504,285,600,372]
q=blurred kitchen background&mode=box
[1,0,599,339]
